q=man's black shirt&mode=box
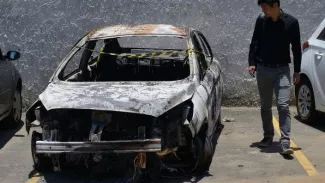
[248,10,302,72]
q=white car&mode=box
[296,18,325,123]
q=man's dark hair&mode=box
[258,0,280,7]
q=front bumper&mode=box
[36,139,161,154]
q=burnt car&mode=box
[25,24,224,176]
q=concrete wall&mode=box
[0,0,324,109]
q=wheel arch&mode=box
[17,78,22,92]
[10,77,22,107]
[297,73,317,108]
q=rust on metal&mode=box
[133,24,157,35]
[86,26,106,40]
[170,26,186,35]
[135,153,147,169]
[88,24,187,39]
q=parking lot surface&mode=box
[0,107,325,183]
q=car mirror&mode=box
[6,51,21,61]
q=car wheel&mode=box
[4,87,22,128]
[31,131,52,172]
[295,77,318,123]
[211,115,224,155]
[191,135,214,175]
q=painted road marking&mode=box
[272,116,319,176]
[26,172,41,183]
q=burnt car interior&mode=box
[60,36,191,82]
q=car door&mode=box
[312,27,325,106]
[195,31,222,138]
[191,30,219,139]
[0,59,13,115]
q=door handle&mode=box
[316,53,323,60]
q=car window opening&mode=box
[60,36,191,82]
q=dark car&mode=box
[0,48,22,127]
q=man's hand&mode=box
[249,66,256,72]
[293,72,300,85]
[248,66,256,77]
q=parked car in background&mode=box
[25,24,224,177]
[0,48,22,127]
[296,18,325,123]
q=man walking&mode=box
[248,0,302,154]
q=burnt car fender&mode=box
[188,62,223,139]
[25,99,43,134]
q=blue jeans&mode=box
[256,64,291,145]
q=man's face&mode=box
[260,3,276,17]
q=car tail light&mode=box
[302,41,309,51]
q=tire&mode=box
[295,77,318,123]
[31,131,52,172]
[191,135,214,175]
[198,116,224,173]
[4,86,22,128]
[211,115,223,154]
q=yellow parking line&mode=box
[27,177,40,183]
[272,116,319,176]
[26,172,41,183]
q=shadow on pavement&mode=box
[250,142,297,160]
[0,120,24,150]
[157,173,211,183]
[28,167,210,183]
[294,114,325,133]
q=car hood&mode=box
[39,81,196,117]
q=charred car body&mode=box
[25,24,224,176]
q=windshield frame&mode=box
[51,31,197,85]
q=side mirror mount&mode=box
[6,51,21,61]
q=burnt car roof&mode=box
[87,24,187,40]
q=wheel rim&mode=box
[12,90,22,122]
[298,85,312,118]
